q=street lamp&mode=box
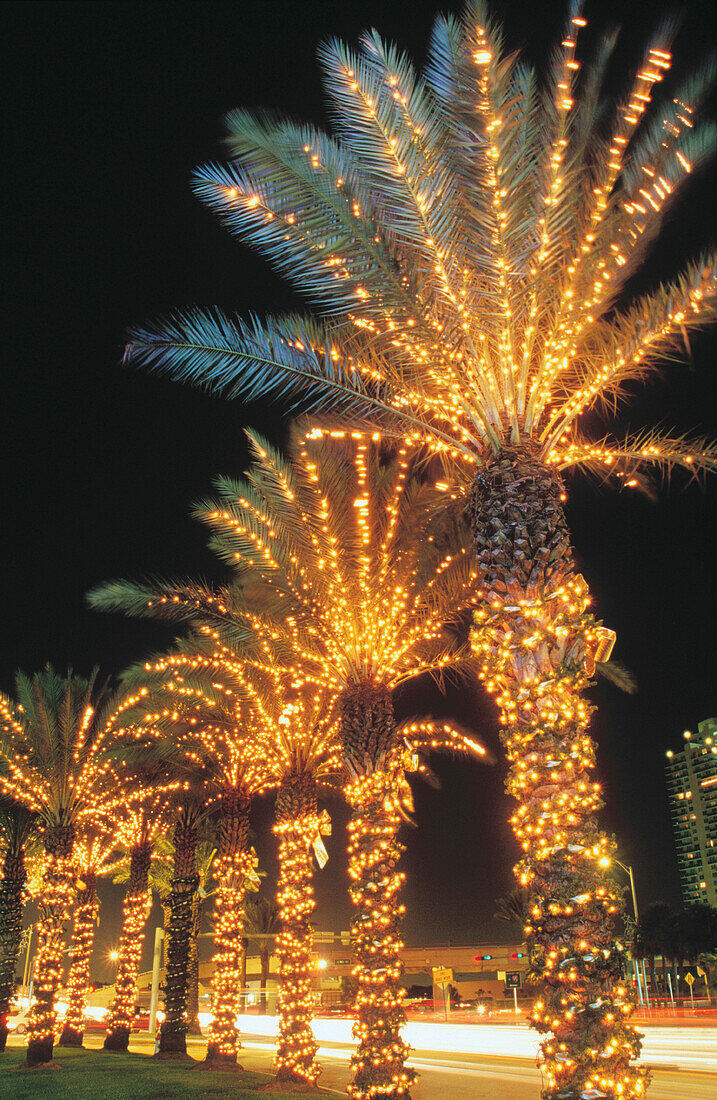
[600,856,648,1007]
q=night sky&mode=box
[3,0,716,978]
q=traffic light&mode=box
[474,954,493,961]
[510,952,525,959]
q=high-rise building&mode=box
[665,718,717,908]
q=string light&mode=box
[273,775,321,1085]
[60,824,118,1047]
[472,568,648,1100]
[103,781,179,1052]
[346,770,414,1099]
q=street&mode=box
[25,1022,712,1100]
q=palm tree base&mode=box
[103,1027,130,1051]
[153,1050,194,1061]
[0,1025,8,1052]
[23,1038,56,1066]
[201,1047,244,1071]
[158,1024,188,1055]
[58,1027,84,1047]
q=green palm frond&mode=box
[123,2,715,483]
[553,427,717,485]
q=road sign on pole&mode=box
[432,967,453,984]
[505,971,522,989]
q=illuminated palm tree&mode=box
[114,671,284,1069]
[157,795,205,1057]
[58,821,117,1047]
[0,666,141,1066]
[123,3,717,1095]
[90,431,485,1097]
[139,655,341,1084]
[0,801,36,1051]
[101,774,178,1053]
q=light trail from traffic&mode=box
[235,1014,717,1074]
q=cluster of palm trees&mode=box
[1,2,715,1098]
[633,902,717,1000]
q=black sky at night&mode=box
[3,0,716,977]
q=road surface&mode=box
[8,1020,716,1097]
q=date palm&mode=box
[0,801,36,1051]
[244,895,281,1014]
[58,821,117,1047]
[0,666,141,1065]
[101,774,178,1053]
[123,3,717,1095]
[91,430,486,1097]
[138,653,341,1084]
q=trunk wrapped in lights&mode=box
[158,817,199,1055]
[205,787,252,1067]
[341,680,415,1100]
[59,869,99,1047]
[273,773,320,1086]
[0,843,28,1052]
[186,892,202,1034]
[104,841,152,1052]
[26,824,76,1066]
[470,446,647,1100]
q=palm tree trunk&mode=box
[104,841,152,1052]
[341,680,415,1100]
[158,817,199,1056]
[0,846,27,1052]
[25,823,75,1066]
[470,446,647,1100]
[259,945,270,1014]
[240,936,248,1010]
[186,893,202,1034]
[59,870,98,1047]
[205,787,252,1068]
[273,773,320,1086]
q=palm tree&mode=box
[244,895,281,1013]
[101,775,178,1053]
[122,4,717,1094]
[494,888,530,931]
[110,671,280,1069]
[58,821,117,1047]
[0,801,36,1051]
[142,656,341,1084]
[90,429,486,1097]
[0,665,137,1065]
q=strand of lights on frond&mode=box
[190,431,481,688]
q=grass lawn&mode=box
[0,1046,307,1099]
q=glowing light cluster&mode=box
[206,802,255,1065]
[472,571,648,1099]
[273,789,321,1084]
[26,829,76,1059]
[104,841,153,1049]
[346,770,415,1100]
[61,870,99,1044]
[61,825,118,1045]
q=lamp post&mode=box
[613,859,639,921]
[602,857,647,1007]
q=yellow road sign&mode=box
[684,972,695,986]
[432,967,453,984]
